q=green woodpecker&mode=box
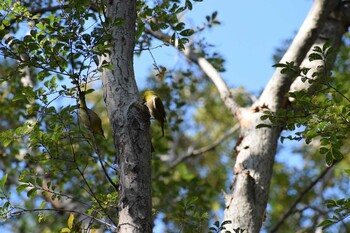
[143,90,166,136]
[78,92,105,137]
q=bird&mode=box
[78,92,105,137]
[143,90,166,136]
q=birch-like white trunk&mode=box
[224,1,347,232]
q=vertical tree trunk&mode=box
[102,1,153,232]
[223,1,345,232]
[224,111,280,233]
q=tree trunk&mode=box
[223,0,348,232]
[102,1,153,232]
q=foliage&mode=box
[0,0,233,232]
[209,220,246,233]
[0,0,118,232]
[318,197,350,229]
[263,39,350,231]
[261,42,347,166]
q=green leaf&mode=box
[0,174,7,190]
[3,201,10,210]
[319,147,328,154]
[179,38,189,45]
[174,22,185,31]
[272,63,287,68]
[2,19,10,27]
[312,46,322,53]
[344,169,350,176]
[325,152,333,166]
[212,11,218,19]
[280,137,285,143]
[27,187,38,198]
[325,199,337,208]
[180,29,194,37]
[214,220,220,228]
[260,114,269,120]
[322,41,332,52]
[16,183,29,194]
[331,148,343,161]
[256,124,271,129]
[60,227,71,233]
[67,213,74,229]
[36,177,43,186]
[171,32,176,44]
[185,0,193,10]
[39,201,47,209]
[309,53,323,61]
[318,219,335,229]
[150,21,159,31]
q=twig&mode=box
[7,207,117,230]
[76,165,117,227]
[162,124,240,175]
[92,135,119,191]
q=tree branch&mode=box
[28,4,99,15]
[289,2,350,96]
[7,207,117,230]
[270,162,337,233]
[258,0,339,111]
[166,123,240,172]
[92,135,118,192]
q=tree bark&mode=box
[223,1,347,232]
[102,1,153,232]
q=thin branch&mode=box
[29,5,68,15]
[7,207,117,230]
[28,4,99,15]
[270,162,338,233]
[327,83,350,103]
[92,135,119,191]
[76,164,117,227]
[166,123,240,172]
[147,47,162,74]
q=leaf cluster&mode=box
[318,198,350,229]
[261,42,348,166]
[0,2,119,232]
[136,0,208,51]
[209,220,246,233]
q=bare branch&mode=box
[185,51,241,116]
[166,123,240,172]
